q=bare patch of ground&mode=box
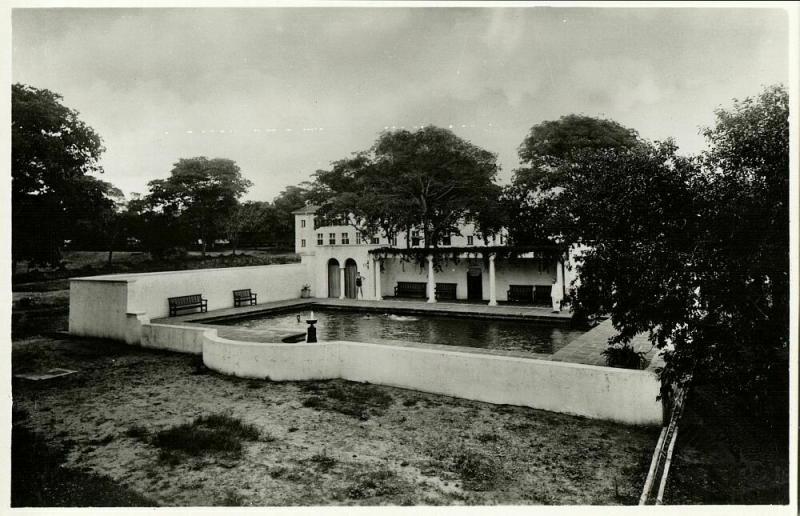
[12,335,658,506]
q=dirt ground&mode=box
[12,336,658,506]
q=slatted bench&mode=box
[233,288,258,307]
[435,283,457,300]
[168,294,208,317]
[394,281,427,299]
[507,285,534,304]
[534,285,553,306]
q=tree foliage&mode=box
[543,86,788,420]
[12,83,114,267]
[139,157,252,257]
[506,115,642,245]
[310,126,502,246]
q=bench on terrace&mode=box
[506,285,534,304]
[534,285,553,306]
[394,281,427,299]
[435,283,457,301]
[233,288,258,307]
[168,294,208,317]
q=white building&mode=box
[293,205,581,307]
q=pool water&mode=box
[217,309,585,355]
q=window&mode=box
[441,235,451,246]
[301,219,306,228]
[371,236,380,244]
[329,233,336,245]
[411,230,421,247]
[467,235,474,246]
[317,233,323,245]
[500,234,505,245]
[391,237,398,246]
[356,233,361,245]
[301,239,306,248]
[341,233,350,245]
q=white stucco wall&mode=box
[196,333,662,426]
[69,279,130,340]
[69,263,311,342]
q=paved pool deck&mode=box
[152,297,663,370]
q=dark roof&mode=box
[291,204,319,215]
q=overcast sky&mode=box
[12,7,789,202]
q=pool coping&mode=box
[151,297,662,370]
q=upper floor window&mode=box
[329,233,336,245]
[301,239,306,248]
[467,235,474,246]
[341,233,350,245]
[317,233,323,246]
[301,219,306,228]
[356,233,361,245]
[391,237,398,246]
[371,236,380,244]
[411,230,421,247]
[441,235,451,246]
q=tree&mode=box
[505,115,642,245]
[142,157,252,257]
[12,83,111,269]
[272,184,312,246]
[70,176,125,266]
[311,126,502,247]
[555,86,788,424]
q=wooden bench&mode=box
[168,294,208,317]
[394,281,427,299]
[233,288,258,307]
[435,282,457,300]
[534,285,553,306]
[506,285,534,304]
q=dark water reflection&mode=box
[222,309,584,355]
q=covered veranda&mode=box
[366,245,570,308]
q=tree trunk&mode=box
[107,249,114,268]
[201,241,207,259]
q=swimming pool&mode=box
[214,308,585,355]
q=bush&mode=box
[602,343,646,369]
[151,414,260,458]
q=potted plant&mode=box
[300,284,311,298]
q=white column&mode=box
[426,254,436,303]
[488,253,498,306]
[339,267,346,300]
[373,257,382,300]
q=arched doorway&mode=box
[344,258,358,299]
[327,258,340,298]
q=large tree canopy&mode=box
[310,126,502,247]
[12,83,115,268]
[551,86,788,422]
[505,115,642,245]
[140,157,252,257]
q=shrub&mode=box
[452,448,505,491]
[125,425,149,440]
[602,343,646,370]
[151,414,260,458]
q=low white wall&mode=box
[69,279,129,341]
[199,334,662,426]
[126,263,309,318]
[141,323,207,355]
[203,332,340,380]
[339,341,661,425]
[69,263,311,342]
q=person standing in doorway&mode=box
[551,278,563,313]
[356,273,364,299]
